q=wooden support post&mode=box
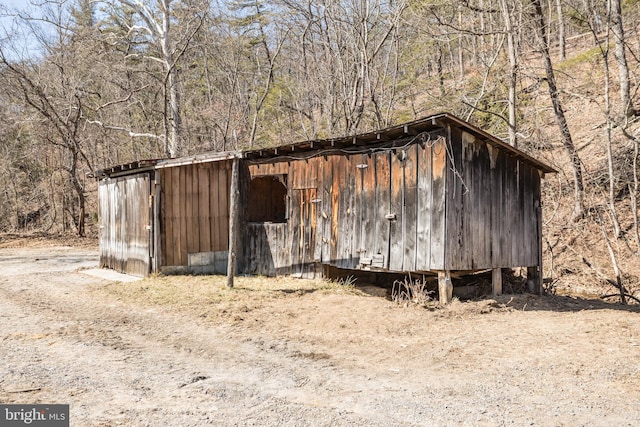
[226,157,240,288]
[438,270,453,305]
[492,268,502,296]
[527,266,541,295]
[152,171,161,275]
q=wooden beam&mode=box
[438,270,453,304]
[404,124,418,136]
[492,268,502,296]
[527,266,540,294]
[226,158,240,288]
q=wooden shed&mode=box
[95,112,554,302]
[95,152,240,277]
[241,112,555,301]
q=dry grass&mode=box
[0,233,98,249]
[101,274,366,318]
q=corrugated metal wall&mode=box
[98,173,151,277]
[159,161,232,273]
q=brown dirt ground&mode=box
[1,237,639,426]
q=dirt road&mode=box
[1,245,639,426]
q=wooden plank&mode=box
[153,170,161,273]
[343,155,356,268]
[492,152,505,267]
[503,155,512,267]
[313,157,323,264]
[430,134,447,270]
[447,128,465,270]
[353,155,365,268]
[330,156,341,264]
[321,155,333,263]
[161,170,172,266]
[438,270,453,304]
[389,148,405,271]
[471,135,490,269]
[302,188,317,278]
[219,162,230,252]
[290,185,302,275]
[360,152,377,268]
[210,162,220,251]
[185,165,198,258]
[403,144,418,272]
[374,151,391,269]
[492,268,503,296]
[169,167,180,266]
[227,158,240,287]
[511,158,520,267]
[416,139,432,271]
[480,142,492,268]
[178,165,188,266]
[198,164,211,252]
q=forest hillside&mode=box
[0,0,639,300]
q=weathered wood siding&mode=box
[244,137,451,275]
[444,128,541,270]
[98,173,151,277]
[159,161,232,273]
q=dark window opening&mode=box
[247,175,287,223]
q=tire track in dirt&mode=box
[2,247,640,426]
[0,266,420,426]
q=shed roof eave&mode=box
[242,112,557,175]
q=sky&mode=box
[0,0,49,60]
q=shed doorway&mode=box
[247,175,287,223]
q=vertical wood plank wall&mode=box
[159,161,232,270]
[245,127,542,276]
[444,128,541,270]
[244,136,451,276]
[98,173,151,277]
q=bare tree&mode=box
[530,0,585,221]
[608,0,634,118]
[103,0,208,158]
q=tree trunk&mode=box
[501,0,518,147]
[601,19,622,237]
[609,0,634,117]
[531,0,585,221]
[161,0,181,158]
[555,0,565,60]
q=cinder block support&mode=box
[438,270,453,305]
[492,268,502,296]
